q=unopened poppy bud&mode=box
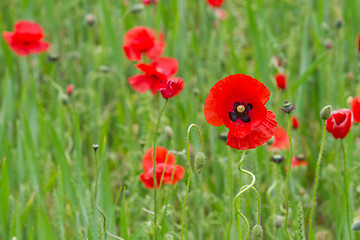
[335,19,343,29]
[251,225,263,240]
[85,13,96,26]
[165,126,173,139]
[131,4,145,14]
[281,100,295,113]
[47,53,59,63]
[347,96,354,105]
[275,216,284,228]
[271,155,284,164]
[218,132,227,142]
[92,144,99,152]
[60,93,69,105]
[267,136,275,146]
[193,88,200,96]
[321,22,329,31]
[352,220,360,231]
[195,152,206,174]
[320,105,332,120]
[98,65,110,73]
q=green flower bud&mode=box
[165,126,173,139]
[130,4,145,14]
[194,152,206,174]
[320,105,332,120]
[352,220,360,231]
[251,225,263,240]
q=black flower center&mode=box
[229,101,253,123]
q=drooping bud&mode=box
[281,100,295,113]
[60,93,69,105]
[47,53,59,63]
[165,126,173,139]
[275,216,284,228]
[251,225,263,240]
[352,220,360,231]
[130,4,145,14]
[218,132,227,142]
[194,152,206,174]
[320,105,332,120]
[271,155,284,164]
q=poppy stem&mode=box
[226,147,234,239]
[181,123,203,240]
[309,120,326,227]
[152,99,168,240]
[284,113,294,240]
[340,139,353,240]
[93,147,124,240]
[234,150,261,239]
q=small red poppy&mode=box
[128,57,178,94]
[351,96,360,123]
[272,126,290,151]
[275,73,287,90]
[326,109,353,139]
[207,0,224,8]
[292,116,300,129]
[67,84,74,96]
[358,34,360,53]
[139,147,185,189]
[204,74,277,150]
[285,156,308,171]
[142,0,158,4]
[159,77,184,99]
[123,26,165,61]
[214,9,227,21]
[2,20,50,56]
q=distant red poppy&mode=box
[128,57,178,94]
[214,9,227,21]
[139,147,185,189]
[272,126,290,151]
[142,0,157,4]
[207,0,224,8]
[159,77,184,99]
[275,73,287,90]
[67,84,74,96]
[358,34,360,53]
[204,74,277,150]
[285,156,308,171]
[351,96,360,123]
[123,26,165,61]
[292,116,300,129]
[2,20,50,56]
[326,109,353,139]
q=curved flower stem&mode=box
[309,120,326,226]
[226,147,234,239]
[234,150,260,240]
[94,149,124,240]
[180,124,203,240]
[341,139,353,240]
[152,99,168,240]
[284,113,294,240]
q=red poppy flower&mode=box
[272,126,290,151]
[275,73,287,90]
[214,9,227,21]
[285,156,308,171]
[159,77,184,99]
[142,0,157,4]
[207,0,224,8]
[123,26,165,61]
[326,109,353,139]
[292,116,300,129]
[128,57,178,94]
[358,34,360,53]
[67,84,74,96]
[139,147,185,189]
[2,20,50,56]
[351,96,360,123]
[204,74,277,150]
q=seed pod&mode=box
[320,105,332,120]
[131,4,145,14]
[271,155,284,164]
[251,225,263,240]
[352,220,360,231]
[194,152,206,174]
[92,144,99,151]
[281,100,295,113]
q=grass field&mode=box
[0,0,360,239]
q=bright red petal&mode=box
[226,111,277,150]
[123,45,142,61]
[28,40,50,53]
[204,83,225,127]
[272,126,290,151]
[142,147,175,171]
[351,96,360,123]
[146,33,166,59]
[151,57,178,77]
[128,74,151,93]
[13,20,44,41]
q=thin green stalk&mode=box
[94,148,124,240]
[309,120,326,226]
[233,150,260,240]
[226,147,234,238]
[284,113,294,240]
[341,139,353,240]
[152,99,168,240]
[180,124,203,240]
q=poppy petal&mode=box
[128,74,151,93]
[146,33,165,59]
[151,57,178,77]
[123,45,142,61]
[142,147,175,170]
